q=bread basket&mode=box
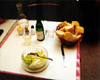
[56,21,84,47]
[56,26,78,47]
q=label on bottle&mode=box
[36,31,44,40]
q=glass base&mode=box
[22,61,49,73]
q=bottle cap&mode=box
[31,25,34,29]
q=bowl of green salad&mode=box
[21,46,49,72]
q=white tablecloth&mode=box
[0,20,78,80]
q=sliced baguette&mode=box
[75,26,84,35]
[64,25,74,34]
[60,26,66,31]
[57,21,68,28]
[64,32,82,42]
[56,30,64,38]
[72,21,80,26]
[60,25,74,34]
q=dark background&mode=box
[0,0,100,80]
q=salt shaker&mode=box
[17,26,23,35]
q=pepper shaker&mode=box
[31,25,35,35]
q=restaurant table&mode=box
[0,20,81,80]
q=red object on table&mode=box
[0,18,4,24]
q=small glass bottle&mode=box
[31,25,35,35]
[36,19,45,41]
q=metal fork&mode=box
[29,52,53,61]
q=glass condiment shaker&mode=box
[23,27,31,46]
[31,25,35,35]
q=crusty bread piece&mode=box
[76,34,82,40]
[58,21,68,28]
[63,32,82,42]
[60,26,66,31]
[56,30,64,38]
[72,21,80,26]
[75,26,84,35]
[64,25,74,34]
[63,32,76,42]
[60,25,74,34]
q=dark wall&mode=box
[0,0,62,20]
[0,0,98,21]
